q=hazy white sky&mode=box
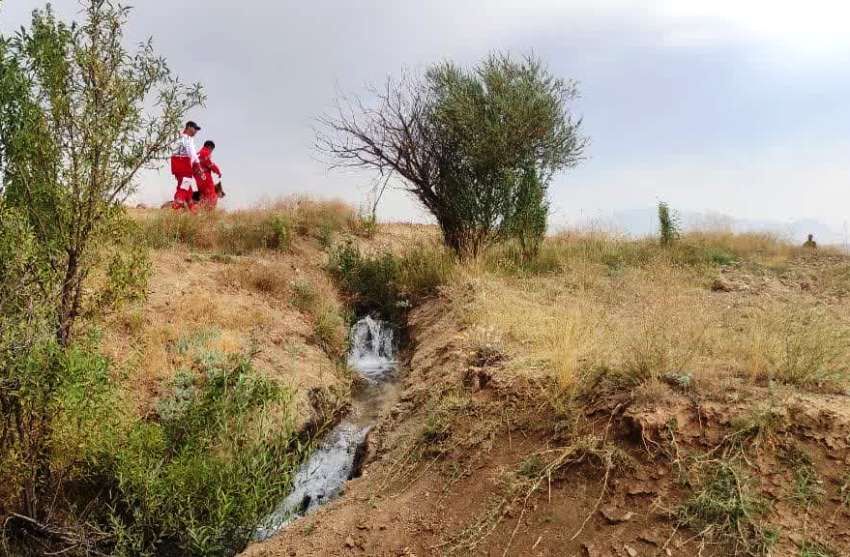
[2,1,850,231]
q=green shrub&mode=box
[268,215,293,250]
[44,348,308,556]
[705,247,737,266]
[95,246,152,310]
[328,241,454,319]
[327,241,401,318]
[0,205,63,514]
[0,332,307,555]
[317,222,335,249]
[658,201,680,246]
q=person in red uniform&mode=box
[170,121,202,211]
[197,140,222,209]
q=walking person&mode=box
[170,121,202,211]
[196,140,222,209]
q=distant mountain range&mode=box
[566,207,850,248]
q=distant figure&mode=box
[803,234,817,249]
[197,140,222,209]
[170,120,202,211]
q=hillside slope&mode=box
[244,232,850,557]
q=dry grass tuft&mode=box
[733,306,850,387]
[99,241,346,423]
[452,228,850,396]
[222,260,293,298]
[139,196,359,254]
[288,271,349,359]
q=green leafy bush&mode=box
[327,242,401,317]
[0,2,203,345]
[2,327,307,555]
[658,201,680,246]
[327,241,454,319]
[0,205,63,516]
[64,350,307,556]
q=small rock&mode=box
[600,506,634,524]
[624,545,638,557]
[582,543,601,557]
[710,277,733,292]
[345,535,355,548]
[638,532,662,546]
[626,483,656,496]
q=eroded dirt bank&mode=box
[243,293,850,557]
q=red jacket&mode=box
[198,146,221,177]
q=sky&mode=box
[2,0,850,239]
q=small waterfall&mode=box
[254,317,397,541]
[347,316,396,381]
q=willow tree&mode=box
[319,53,587,258]
[0,1,204,344]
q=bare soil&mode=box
[243,293,850,557]
[99,243,346,427]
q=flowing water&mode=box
[254,317,399,541]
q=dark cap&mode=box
[185,120,201,131]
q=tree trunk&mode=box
[57,250,79,346]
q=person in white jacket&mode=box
[170,121,202,210]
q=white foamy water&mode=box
[347,316,396,381]
[254,317,397,541]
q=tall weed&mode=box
[46,348,307,556]
[738,306,849,387]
